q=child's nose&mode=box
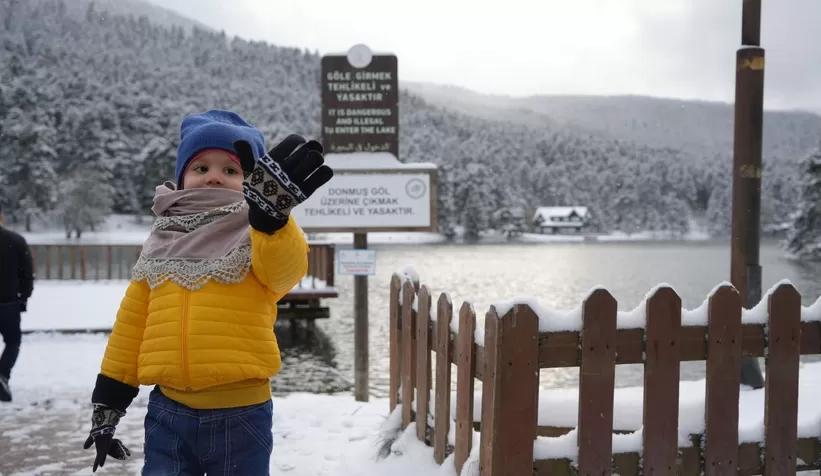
[205,172,224,185]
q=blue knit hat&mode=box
[176,109,266,187]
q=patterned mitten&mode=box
[234,134,334,234]
[83,404,132,472]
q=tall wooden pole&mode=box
[731,0,765,389]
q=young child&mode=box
[82,109,333,475]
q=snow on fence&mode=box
[27,243,337,289]
[389,271,821,476]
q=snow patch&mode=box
[476,280,810,339]
[459,362,821,458]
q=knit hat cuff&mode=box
[175,110,265,187]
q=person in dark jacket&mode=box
[0,204,35,402]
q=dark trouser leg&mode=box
[0,303,22,380]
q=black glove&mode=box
[18,300,26,312]
[83,403,131,472]
[85,374,139,472]
[234,134,334,234]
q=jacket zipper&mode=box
[181,288,191,391]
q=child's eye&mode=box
[225,167,239,175]
[193,165,208,173]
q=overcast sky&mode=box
[149,0,821,112]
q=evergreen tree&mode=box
[705,185,732,237]
[785,140,821,259]
[1,107,58,230]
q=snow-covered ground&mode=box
[18,278,325,333]
[0,334,418,476]
[4,331,821,475]
[20,281,128,332]
[6,281,821,475]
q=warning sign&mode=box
[337,249,377,276]
[321,53,399,158]
[292,171,433,230]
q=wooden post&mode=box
[353,232,369,402]
[45,245,52,279]
[105,246,112,280]
[80,246,87,280]
[730,0,765,389]
[326,244,335,287]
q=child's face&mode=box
[182,151,243,191]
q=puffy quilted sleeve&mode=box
[99,280,150,388]
[250,216,309,299]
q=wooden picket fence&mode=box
[28,243,337,287]
[389,272,821,476]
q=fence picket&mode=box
[479,305,540,476]
[433,293,453,464]
[389,274,403,413]
[642,287,682,476]
[401,279,417,428]
[704,285,742,475]
[764,283,801,476]
[454,302,477,474]
[577,289,617,475]
[416,286,433,442]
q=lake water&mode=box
[271,240,821,396]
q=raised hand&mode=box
[234,134,334,233]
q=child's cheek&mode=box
[227,178,244,192]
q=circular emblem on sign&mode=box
[347,44,373,69]
[405,178,426,199]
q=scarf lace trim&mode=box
[131,202,252,291]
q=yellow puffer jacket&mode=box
[99,218,308,410]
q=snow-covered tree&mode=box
[785,141,821,259]
[705,184,733,237]
[0,108,58,230]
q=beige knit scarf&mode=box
[131,181,252,290]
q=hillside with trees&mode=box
[0,0,817,239]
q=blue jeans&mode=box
[142,386,273,476]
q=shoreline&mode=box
[16,230,782,247]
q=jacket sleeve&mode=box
[16,237,34,301]
[93,280,149,411]
[250,216,309,299]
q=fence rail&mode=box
[389,272,821,476]
[28,243,336,289]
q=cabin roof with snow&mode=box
[532,206,589,226]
